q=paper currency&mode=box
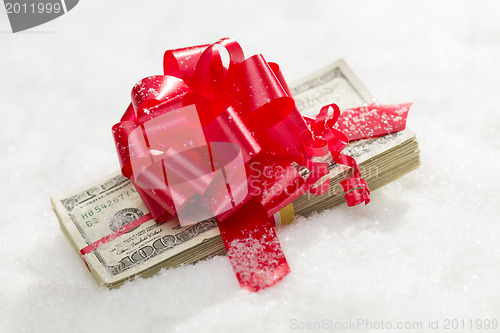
[52,59,420,288]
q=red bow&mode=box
[111,38,409,291]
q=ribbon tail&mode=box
[218,200,290,291]
[336,103,412,141]
[331,152,371,206]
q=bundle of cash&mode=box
[52,60,420,288]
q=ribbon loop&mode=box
[131,76,191,117]
[163,44,209,86]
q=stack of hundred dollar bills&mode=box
[52,60,420,288]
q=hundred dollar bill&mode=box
[290,59,375,115]
[52,59,420,288]
[290,60,419,215]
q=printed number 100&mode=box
[5,2,62,14]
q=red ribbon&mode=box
[109,38,410,291]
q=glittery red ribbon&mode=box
[108,38,410,291]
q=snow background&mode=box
[1,1,500,332]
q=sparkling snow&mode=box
[1,1,500,332]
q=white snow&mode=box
[1,1,500,332]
